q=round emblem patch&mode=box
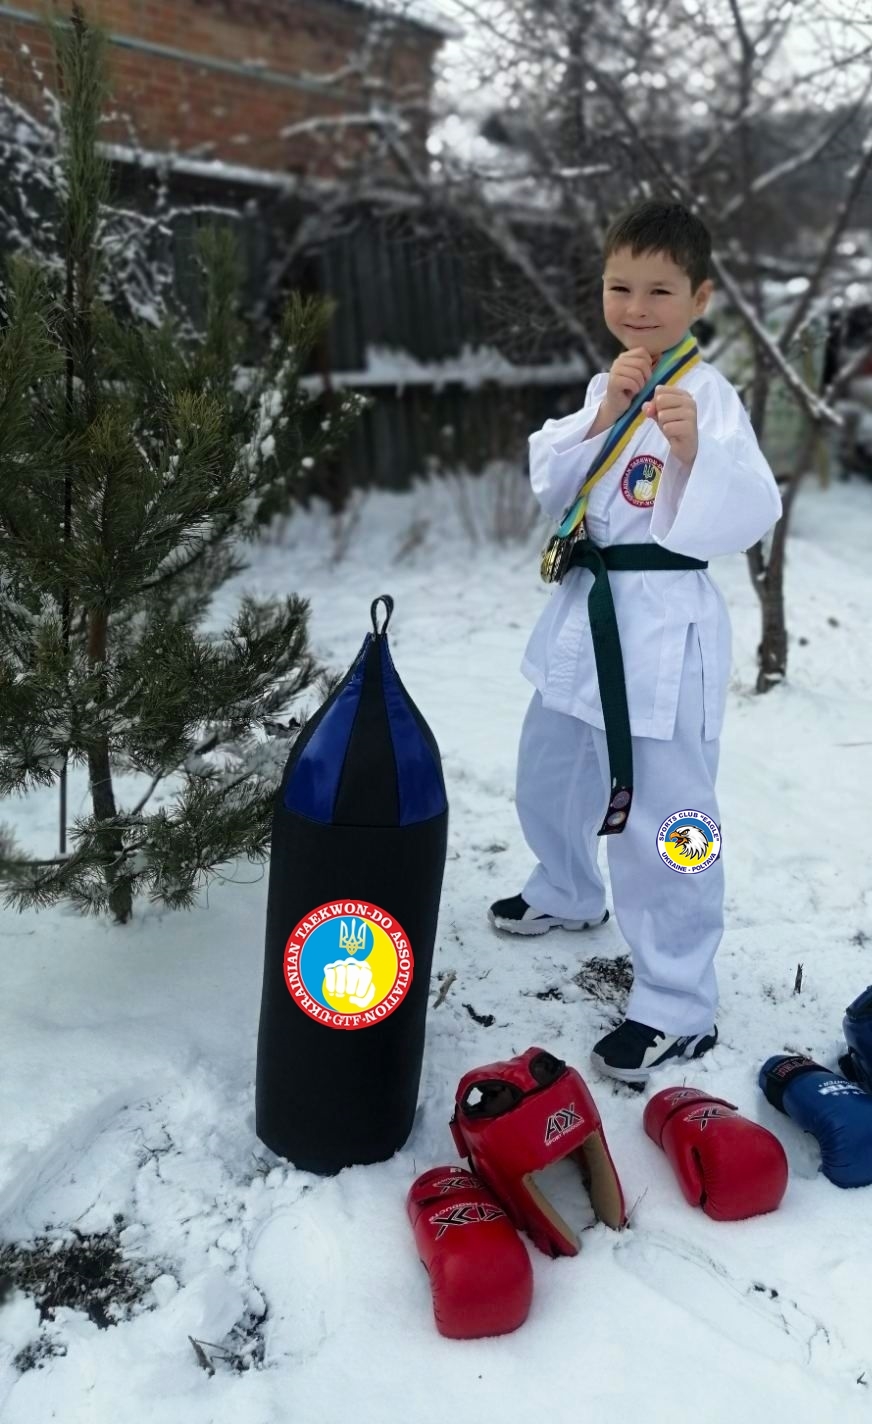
[621,453,664,507]
[656,810,721,874]
[284,899,414,1030]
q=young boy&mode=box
[488,198,783,1084]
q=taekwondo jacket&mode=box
[520,360,783,741]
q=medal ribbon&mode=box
[556,330,701,538]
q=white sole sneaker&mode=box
[590,1026,719,1084]
[488,905,610,937]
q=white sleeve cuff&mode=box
[548,404,610,458]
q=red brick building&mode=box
[0,0,449,175]
[0,1,576,495]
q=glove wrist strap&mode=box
[764,1056,825,1113]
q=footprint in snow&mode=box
[614,1228,848,1374]
[247,1192,347,1363]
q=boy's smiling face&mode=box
[602,246,713,361]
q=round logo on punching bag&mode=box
[284,899,414,1030]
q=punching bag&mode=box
[256,594,448,1174]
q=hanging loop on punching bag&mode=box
[371,594,394,636]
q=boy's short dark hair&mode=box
[603,198,712,294]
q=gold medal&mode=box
[539,535,560,583]
[539,523,586,585]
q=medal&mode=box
[539,523,587,585]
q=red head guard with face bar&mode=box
[449,1046,626,1257]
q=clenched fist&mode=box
[641,385,699,465]
[324,958,376,1009]
[602,346,654,421]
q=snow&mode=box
[342,0,462,40]
[298,341,591,392]
[1,463,872,1421]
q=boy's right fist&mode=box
[603,347,654,421]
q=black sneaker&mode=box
[488,893,609,937]
[591,1018,718,1084]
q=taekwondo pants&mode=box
[516,625,723,1036]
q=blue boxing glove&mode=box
[759,1054,872,1189]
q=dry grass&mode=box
[574,954,634,1009]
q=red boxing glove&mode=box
[644,1087,788,1221]
[406,1166,533,1339]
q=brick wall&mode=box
[0,0,442,175]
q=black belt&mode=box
[565,539,708,835]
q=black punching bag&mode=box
[255,594,449,1173]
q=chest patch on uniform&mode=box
[621,453,664,508]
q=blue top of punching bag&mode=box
[282,595,447,827]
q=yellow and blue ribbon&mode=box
[556,330,701,538]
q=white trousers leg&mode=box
[516,691,609,926]
[515,625,723,1035]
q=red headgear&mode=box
[450,1047,626,1257]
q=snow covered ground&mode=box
[1,462,871,1423]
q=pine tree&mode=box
[0,9,364,924]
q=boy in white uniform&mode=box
[489,198,783,1083]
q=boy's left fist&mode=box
[642,385,698,465]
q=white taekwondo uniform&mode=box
[515,359,783,1034]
